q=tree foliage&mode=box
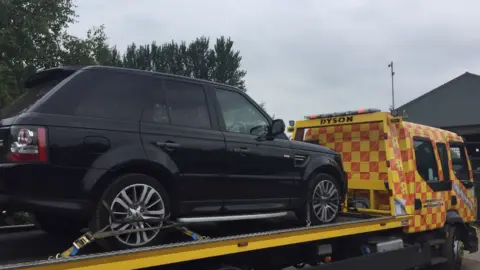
[119,36,247,91]
[0,0,248,110]
[0,0,77,108]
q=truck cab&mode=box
[288,109,477,251]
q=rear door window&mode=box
[164,79,211,129]
[141,77,169,124]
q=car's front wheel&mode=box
[296,173,342,226]
[90,173,170,251]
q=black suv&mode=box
[0,66,347,250]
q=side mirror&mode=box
[270,119,286,136]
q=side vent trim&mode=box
[294,154,308,166]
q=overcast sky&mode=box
[68,0,480,122]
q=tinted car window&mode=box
[1,70,74,119]
[0,81,59,119]
[164,79,211,129]
[70,70,150,121]
[214,88,269,136]
[413,139,439,181]
[142,77,169,124]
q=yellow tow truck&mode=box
[1,109,477,270]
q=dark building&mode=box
[397,72,480,179]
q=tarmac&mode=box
[465,246,480,269]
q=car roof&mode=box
[26,65,243,93]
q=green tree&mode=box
[186,37,211,79]
[121,36,247,90]
[0,1,249,111]
[0,0,77,109]
[60,25,120,67]
[0,0,77,68]
[209,36,247,91]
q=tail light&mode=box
[7,126,47,163]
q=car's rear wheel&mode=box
[296,173,341,226]
[90,173,170,251]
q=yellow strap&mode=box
[60,247,75,258]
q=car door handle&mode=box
[233,147,250,156]
[156,141,181,151]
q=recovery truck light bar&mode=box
[304,108,381,120]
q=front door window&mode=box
[214,88,269,136]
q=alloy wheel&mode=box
[109,183,165,246]
[312,179,340,223]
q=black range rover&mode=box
[0,66,347,250]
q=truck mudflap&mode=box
[464,223,478,253]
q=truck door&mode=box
[449,141,476,223]
[410,137,451,231]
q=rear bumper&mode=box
[0,193,92,219]
[0,163,92,219]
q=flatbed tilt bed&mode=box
[0,213,411,270]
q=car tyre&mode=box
[296,173,342,226]
[89,173,170,251]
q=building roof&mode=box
[397,72,480,128]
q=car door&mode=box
[211,87,295,212]
[140,77,227,215]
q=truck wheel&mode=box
[439,225,464,270]
[296,173,341,225]
[90,173,170,251]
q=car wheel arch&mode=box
[87,160,178,212]
[306,164,344,193]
